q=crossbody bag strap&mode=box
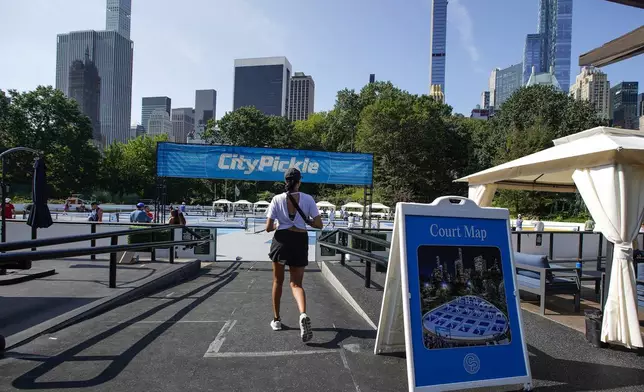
[286,192,311,225]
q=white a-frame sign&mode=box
[375,196,532,392]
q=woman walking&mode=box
[266,168,323,342]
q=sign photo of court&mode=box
[417,245,511,350]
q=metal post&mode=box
[109,235,117,288]
[169,228,175,264]
[549,232,554,260]
[365,260,372,288]
[90,223,97,260]
[577,232,584,261]
[597,233,604,271]
[31,225,37,251]
[151,247,156,262]
[516,232,522,252]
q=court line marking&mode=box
[204,349,340,358]
[336,323,362,392]
[204,320,236,356]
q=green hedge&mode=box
[127,226,173,251]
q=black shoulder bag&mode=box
[287,193,313,226]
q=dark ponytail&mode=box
[285,179,298,192]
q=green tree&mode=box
[483,85,605,218]
[0,86,101,197]
[356,89,464,204]
[214,106,273,147]
[292,112,329,150]
[491,85,605,163]
[268,115,295,149]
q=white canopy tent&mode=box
[341,202,364,210]
[316,201,336,209]
[368,203,391,211]
[253,200,270,213]
[456,127,644,348]
[212,199,232,210]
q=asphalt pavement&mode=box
[1,260,643,392]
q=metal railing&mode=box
[319,228,390,288]
[0,225,211,288]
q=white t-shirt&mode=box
[266,192,319,230]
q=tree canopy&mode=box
[0,83,606,219]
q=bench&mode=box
[514,252,581,315]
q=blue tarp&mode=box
[156,143,373,186]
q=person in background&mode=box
[168,209,186,225]
[179,202,187,216]
[130,202,152,223]
[265,167,323,342]
[63,201,70,215]
[515,214,523,231]
[533,216,544,232]
[4,198,14,219]
[144,205,154,220]
[585,219,596,232]
[88,202,103,222]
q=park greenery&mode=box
[0,83,605,220]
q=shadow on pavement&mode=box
[305,327,377,350]
[528,344,644,391]
[344,264,383,291]
[0,297,99,337]
[6,262,242,390]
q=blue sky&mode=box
[0,0,642,120]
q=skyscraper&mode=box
[570,67,611,120]
[233,57,292,116]
[141,96,171,131]
[489,69,498,109]
[288,72,315,121]
[172,108,194,144]
[429,0,448,95]
[147,109,173,140]
[106,0,131,39]
[526,65,561,90]
[538,0,573,92]
[523,33,543,85]
[68,49,101,145]
[494,63,523,108]
[55,0,133,146]
[611,82,640,130]
[480,91,490,110]
[638,92,644,117]
[195,89,217,132]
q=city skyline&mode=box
[1,0,642,120]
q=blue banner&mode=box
[156,143,373,186]
[404,214,529,388]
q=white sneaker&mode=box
[299,313,312,342]
[270,319,282,331]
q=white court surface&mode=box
[215,229,316,262]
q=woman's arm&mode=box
[309,215,323,230]
[265,217,277,233]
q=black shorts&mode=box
[268,229,309,267]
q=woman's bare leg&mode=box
[289,266,306,314]
[272,262,285,319]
